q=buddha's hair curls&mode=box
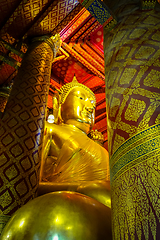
[59,76,96,104]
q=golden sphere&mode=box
[1,191,112,240]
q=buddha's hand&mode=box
[88,129,104,145]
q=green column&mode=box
[104,9,160,239]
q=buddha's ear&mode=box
[52,92,61,124]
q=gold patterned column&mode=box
[104,10,160,239]
[0,34,61,234]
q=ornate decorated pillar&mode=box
[78,0,160,238]
[0,34,61,234]
[104,7,160,240]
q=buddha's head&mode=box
[59,76,96,134]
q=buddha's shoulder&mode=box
[45,122,81,138]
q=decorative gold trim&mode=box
[32,34,61,58]
[110,124,160,183]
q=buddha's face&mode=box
[61,86,96,133]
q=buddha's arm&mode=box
[40,123,52,180]
[41,122,67,169]
[41,122,76,181]
[40,122,58,179]
[42,124,51,161]
[42,122,61,160]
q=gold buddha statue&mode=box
[40,76,110,184]
[38,76,111,209]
